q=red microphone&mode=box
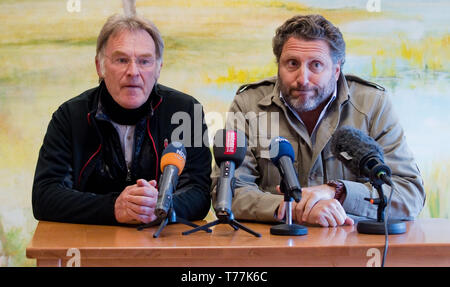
[213,129,246,218]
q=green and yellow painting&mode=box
[0,0,449,266]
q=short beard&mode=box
[280,73,336,113]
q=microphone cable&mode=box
[381,177,396,267]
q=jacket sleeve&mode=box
[341,92,425,221]
[32,105,119,225]
[172,101,212,221]
[211,95,283,223]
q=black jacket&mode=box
[32,82,212,225]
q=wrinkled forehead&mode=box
[104,28,156,56]
[281,36,332,60]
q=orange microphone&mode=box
[155,142,186,219]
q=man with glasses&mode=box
[32,14,212,225]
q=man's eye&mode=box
[311,61,323,70]
[287,60,298,67]
[117,58,129,64]
[139,58,152,66]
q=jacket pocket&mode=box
[322,147,368,183]
[254,137,299,194]
[255,152,280,194]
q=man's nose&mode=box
[296,65,309,86]
[126,59,139,76]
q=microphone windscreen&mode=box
[160,142,186,175]
[213,129,247,167]
[330,126,384,176]
[269,137,295,165]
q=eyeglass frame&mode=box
[102,53,158,71]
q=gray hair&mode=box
[96,14,164,80]
[272,14,346,68]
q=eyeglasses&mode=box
[104,55,156,71]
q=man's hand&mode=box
[307,199,354,227]
[276,184,354,227]
[114,179,158,224]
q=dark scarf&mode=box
[99,81,153,125]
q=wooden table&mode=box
[26,218,450,267]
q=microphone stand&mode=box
[357,179,406,235]
[137,202,212,238]
[270,180,308,236]
[182,209,261,238]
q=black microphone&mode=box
[213,129,247,218]
[331,126,406,244]
[269,137,302,202]
[182,128,261,238]
[155,142,186,219]
[330,126,392,186]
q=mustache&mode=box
[123,83,142,87]
[290,85,316,92]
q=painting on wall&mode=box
[0,0,448,266]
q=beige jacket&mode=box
[212,73,425,223]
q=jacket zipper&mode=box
[126,167,132,183]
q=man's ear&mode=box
[155,60,163,80]
[95,56,103,79]
[334,61,341,81]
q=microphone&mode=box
[269,137,307,236]
[182,129,261,237]
[213,129,247,218]
[331,126,406,247]
[269,137,302,202]
[330,126,392,186]
[155,141,186,219]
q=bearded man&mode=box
[213,14,425,227]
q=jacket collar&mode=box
[257,78,280,108]
[89,81,163,122]
[336,71,350,106]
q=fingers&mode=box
[137,179,157,187]
[329,201,354,226]
[120,196,157,224]
[127,194,157,208]
[115,180,159,224]
[276,185,281,194]
[277,199,286,220]
[321,212,337,227]
[126,182,158,208]
[137,179,149,187]
[301,195,318,222]
[126,205,157,224]
[306,199,350,227]
[330,201,346,226]
[313,206,337,227]
[300,185,336,222]
[344,216,354,226]
[296,187,320,223]
[126,181,158,222]
[295,198,306,223]
[128,181,158,198]
[127,201,154,217]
